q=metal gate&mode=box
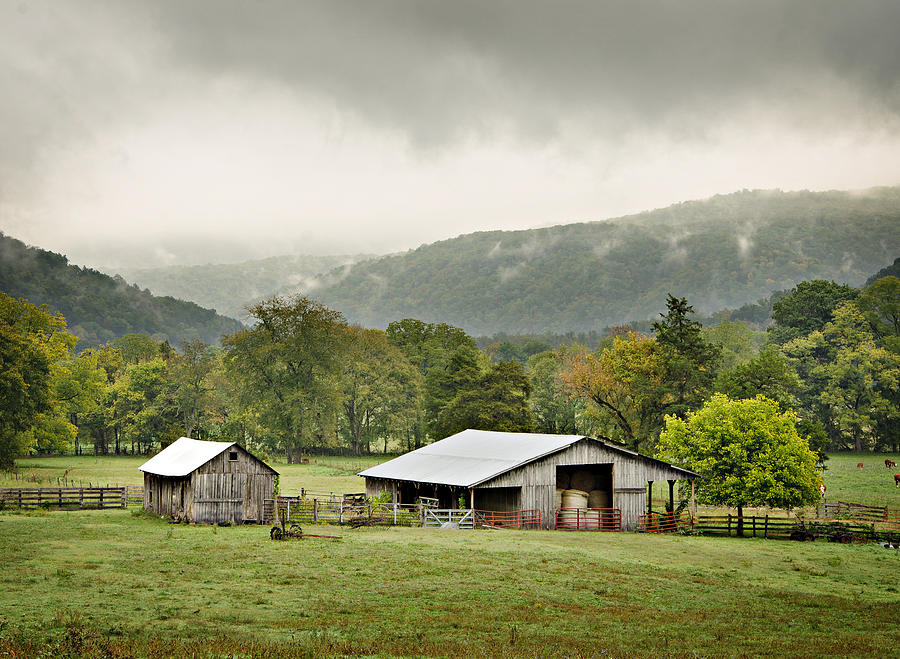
[423,508,474,529]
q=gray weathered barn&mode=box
[139,437,277,524]
[359,429,698,531]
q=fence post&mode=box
[752,516,756,538]
[727,514,732,536]
[764,514,769,539]
[313,499,318,524]
[340,500,344,524]
[393,503,397,525]
[287,499,291,523]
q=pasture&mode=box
[1,454,383,494]
[1,509,899,658]
[2,451,899,657]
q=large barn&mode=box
[139,437,277,524]
[359,429,699,531]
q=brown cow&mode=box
[857,462,864,468]
[895,474,900,488]
[885,458,897,469]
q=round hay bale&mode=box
[588,489,610,509]
[582,509,601,530]
[561,489,589,509]
[570,469,596,492]
[556,471,571,490]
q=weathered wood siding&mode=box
[477,438,691,531]
[143,473,192,519]
[193,445,275,524]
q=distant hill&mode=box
[108,254,372,322]
[308,187,900,335]
[0,234,243,350]
[866,256,900,287]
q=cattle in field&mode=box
[857,462,864,468]
[885,458,897,469]
[895,474,900,488]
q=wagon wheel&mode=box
[270,525,284,540]
[839,534,852,544]
[289,524,303,536]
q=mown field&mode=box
[1,508,899,658]
[1,451,900,657]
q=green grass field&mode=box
[2,454,384,494]
[2,451,900,656]
[1,508,899,658]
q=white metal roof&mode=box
[139,437,236,477]
[358,429,586,487]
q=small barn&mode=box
[139,437,277,524]
[359,429,699,531]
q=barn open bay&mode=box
[0,506,898,658]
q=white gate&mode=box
[423,508,474,529]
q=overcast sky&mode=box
[2,1,899,267]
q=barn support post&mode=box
[647,481,653,514]
[469,488,474,510]
[668,480,675,512]
[690,479,696,518]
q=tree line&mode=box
[1,273,898,470]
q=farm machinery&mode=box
[269,514,342,541]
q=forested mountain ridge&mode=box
[109,253,372,322]
[0,234,243,350]
[310,187,900,334]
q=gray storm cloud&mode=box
[1,1,899,266]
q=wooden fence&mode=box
[271,497,423,527]
[695,514,900,544]
[818,501,900,526]
[0,487,127,510]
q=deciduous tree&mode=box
[658,394,822,536]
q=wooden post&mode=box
[691,479,696,517]
[752,516,756,537]
[727,514,732,536]
[647,481,653,514]
[469,488,474,510]
[313,499,318,524]
[668,480,675,513]
[764,514,769,539]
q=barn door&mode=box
[195,473,245,524]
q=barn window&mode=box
[229,451,238,461]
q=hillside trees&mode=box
[223,296,350,462]
[342,327,423,454]
[561,332,669,451]
[767,280,858,345]
[782,302,900,451]
[652,295,722,417]
[0,294,77,467]
[434,360,536,437]
[526,345,590,435]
